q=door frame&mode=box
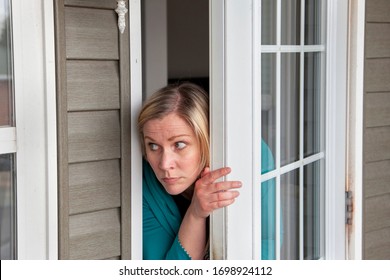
[346,0,365,260]
[129,0,143,260]
[11,0,58,259]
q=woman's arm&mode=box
[178,167,242,259]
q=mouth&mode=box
[162,177,179,184]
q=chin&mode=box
[161,183,186,196]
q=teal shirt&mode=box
[143,159,191,259]
[142,140,277,260]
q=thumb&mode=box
[201,167,210,177]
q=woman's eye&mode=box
[148,143,159,151]
[175,141,187,150]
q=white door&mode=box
[210,0,348,260]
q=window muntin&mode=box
[260,0,326,260]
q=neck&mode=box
[181,185,194,201]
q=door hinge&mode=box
[345,190,353,225]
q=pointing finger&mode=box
[199,167,231,186]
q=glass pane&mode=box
[261,53,276,171]
[281,53,300,166]
[304,160,324,260]
[280,169,299,260]
[304,52,323,157]
[0,0,14,127]
[305,0,325,45]
[261,178,275,260]
[281,0,301,45]
[261,0,277,45]
[0,154,16,259]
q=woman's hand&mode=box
[188,167,242,219]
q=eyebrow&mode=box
[144,134,192,142]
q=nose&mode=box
[159,149,175,171]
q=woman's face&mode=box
[143,113,202,196]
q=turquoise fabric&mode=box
[261,139,276,260]
[143,159,191,260]
[142,140,278,260]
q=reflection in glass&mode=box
[305,0,325,45]
[261,53,276,170]
[260,140,276,260]
[280,169,299,260]
[281,0,301,45]
[261,0,276,45]
[304,52,323,157]
[261,178,276,260]
[0,0,14,127]
[304,160,324,260]
[281,53,300,166]
[0,154,16,260]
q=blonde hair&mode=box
[138,82,210,170]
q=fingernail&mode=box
[233,182,242,187]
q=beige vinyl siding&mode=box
[68,160,121,215]
[67,60,120,111]
[363,0,390,260]
[55,0,131,259]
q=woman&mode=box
[138,82,242,260]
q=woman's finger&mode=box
[212,181,242,192]
[209,190,240,203]
[209,198,237,209]
[198,167,231,187]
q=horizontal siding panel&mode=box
[365,58,390,92]
[69,160,121,214]
[365,23,390,58]
[365,227,390,259]
[69,208,121,259]
[68,111,121,163]
[365,92,390,127]
[67,60,120,111]
[364,193,390,232]
[365,160,390,198]
[364,126,390,162]
[366,0,390,22]
[65,0,117,9]
[65,7,118,59]
[104,256,121,260]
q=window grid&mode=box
[259,0,326,260]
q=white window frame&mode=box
[210,0,348,260]
[129,0,143,260]
[10,0,57,259]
